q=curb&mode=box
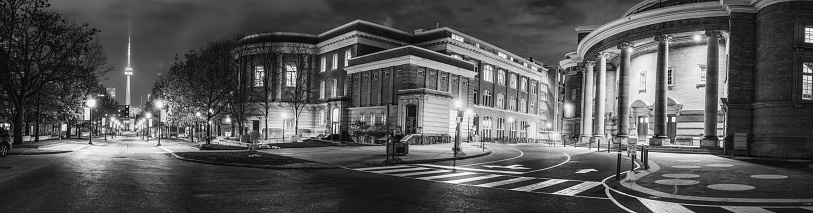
[150,142,339,170]
[367,149,493,166]
[9,150,72,155]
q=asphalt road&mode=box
[0,136,629,212]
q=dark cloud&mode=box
[50,0,640,105]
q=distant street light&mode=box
[86,98,97,145]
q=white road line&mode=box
[511,179,568,192]
[416,164,524,174]
[721,206,774,213]
[523,153,571,173]
[355,165,411,171]
[551,181,603,196]
[802,207,813,211]
[416,172,477,180]
[444,174,503,184]
[390,170,451,177]
[459,144,525,166]
[368,167,429,174]
[474,177,535,188]
[636,198,694,213]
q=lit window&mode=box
[509,74,517,89]
[482,90,492,107]
[639,71,646,92]
[451,34,464,42]
[332,78,338,97]
[320,81,325,99]
[320,57,326,72]
[806,27,813,43]
[530,82,536,94]
[381,113,386,124]
[345,49,352,67]
[285,64,297,87]
[482,116,492,138]
[496,93,504,109]
[509,96,516,111]
[483,65,494,82]
[803,62,812,100]
[699,64,707,83]
[519,98,526,112]
[521,78,527,91]
[254,66,264,87]
[498,52,507,59]
[451,55,462,60]
[496,118,505,138]
[332,54,338,70]
[498,70,505,85]
[360,114,365,124]
[319,110,326,126]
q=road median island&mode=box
[171,151,339,169]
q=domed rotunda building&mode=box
[561,0,813,157]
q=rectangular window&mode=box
[530,82,536,94]
[806,27,813,43]
[639,71,647,92]
[320,81,325,99]
[345,49,352,67]
[699,64,707,83]
[320,57,326,72]
[483,65,493,82]
[498,52,507,59]
[285,64,297,87]
[803,62,813,101]
[498,70,505,85]
[451,34,464,42]
[332,54,338,70]
[254,66,264,87]
[667,67,674,88]
[332,78,338,97]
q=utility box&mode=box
[387,142,409,155]
[734,133,747,150]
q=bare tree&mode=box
[280,43,318,139]
[246,40,283,140]
[0,0,108,144]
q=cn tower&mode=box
[124,38,133,130]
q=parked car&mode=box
[0,128,11,157]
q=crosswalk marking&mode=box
[551,181,602,196]
[444,174,503,184]
[417,172,476,180]
[511,179,568,192]
[369,167,430,174]
[637,198,694,213]
[355,165,410,171]
[391,170,451,177]
[474,177,535,188]
[721,206,774,213]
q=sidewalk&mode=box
[614,151,813,204]
[8,138,92,155]
[258,142,492,168]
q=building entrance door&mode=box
[637,116,649,139]
[405,105,417,134]
[667,115,677,144]
[252,120,260,133]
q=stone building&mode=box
[232,20,556,143]
[562,0,813,157]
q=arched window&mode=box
[520,98,526,113]
[521,78,527,91]
[509,74,517,88]
[509,96,516,111]
[483,90,492,107]
[498,70,505,85]
[483,65,493,82]
[496,93,504,109]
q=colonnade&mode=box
[579,30,722,147]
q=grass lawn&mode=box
[199,143,246,150]
[174,151,312,165]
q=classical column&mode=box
[580,61,596,143]
[701,30,722,148]
[615,42,634,144]
[593,52,609,141]
[651,35,672,146]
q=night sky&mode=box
[50,0,640,107]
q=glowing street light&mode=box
[86,98,97,145]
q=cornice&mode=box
[752,0,813,11]
[345,55,476,78]
[577,2,728,59]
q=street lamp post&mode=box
[194,112,201,143]
[281,112,288,143]
[155,100,164,146]
[86,99,97,145]
[453,100,463,158]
